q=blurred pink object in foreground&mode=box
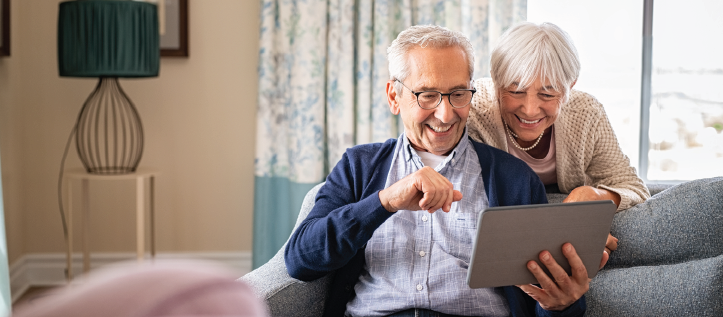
[13,260,269,317]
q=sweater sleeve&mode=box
[585,107,650,211]
[284,150,393,281]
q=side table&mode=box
[64,168,159,281]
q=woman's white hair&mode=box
[387,25,475,96]
[490,22,580,103]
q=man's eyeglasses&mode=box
[395,79,476,110]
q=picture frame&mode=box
[160,0,188,57]
[0,0,9,56]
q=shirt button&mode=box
[422,215,428,222]
[419,251,426,257]
[416,284,423,291]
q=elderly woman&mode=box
[468,22,651,260]
[468,22,649,211]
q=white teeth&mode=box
[429,125,451,133]
[520,117,542,124]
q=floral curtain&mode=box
[253,0,527,268]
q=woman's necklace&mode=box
[505,122,544,151]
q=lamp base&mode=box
[75,77,144,174]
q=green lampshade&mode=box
[58,0,159,78]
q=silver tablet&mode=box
[467,200,616,289]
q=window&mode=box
[646,0,723,180]
[528,0,723,182]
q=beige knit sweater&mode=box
[467,78,650,211]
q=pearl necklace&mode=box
[505,123,544,151]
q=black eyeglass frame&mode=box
[394,79,477,110]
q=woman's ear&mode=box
[570,80,577,89]
[387,80,401,115]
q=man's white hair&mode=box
[490,22,580,103]
[387,25,475,96]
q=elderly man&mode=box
[285,25,588,317]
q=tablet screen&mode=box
[467,200,616,288]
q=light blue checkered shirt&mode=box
[346,131,511,317]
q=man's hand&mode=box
[517,243,589,311]
[378,166,463,213]
[563,185,621,207]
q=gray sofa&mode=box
[240,177,723,317]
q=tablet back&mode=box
[467,200,616,289]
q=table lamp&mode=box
[58,0,159,174]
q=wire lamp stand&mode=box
[76,77,144,174]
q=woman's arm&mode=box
[581,102,650,211]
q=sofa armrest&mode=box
[238,247,333,317]
[239,182,330,317]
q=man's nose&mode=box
[434,97,456,123]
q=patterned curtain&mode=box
[253,0,527,268]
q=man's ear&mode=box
[387,80,400,115]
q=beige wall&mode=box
[0,0,260,264]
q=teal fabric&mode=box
[58,0,159,78]
[253,0,527,268]
[0,154,11,315]
[253,177,317,269]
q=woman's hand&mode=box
[599,233,619,269]
[563,185,621,206]
[564,186,620,269]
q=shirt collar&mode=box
[401,128,470,168]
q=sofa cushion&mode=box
[607,176,723,268]
[586,254,723,317]
[584,177,723,316]
[548,177,723,268]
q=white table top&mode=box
[64,167,160,180]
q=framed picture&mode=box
[0,0,9,56]
[160,0,188,57]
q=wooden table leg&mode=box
[136,176,145,262]
[150,176,155,259]
[82,179,90,273]
[66,178,73,282]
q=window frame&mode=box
[638,0,654,183]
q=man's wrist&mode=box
[377,189,397,212]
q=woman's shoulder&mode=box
[557,89,616,141]
[472,78,496,109]
[474,77,495,90]
[565,89,606,113]
[560,89,610,126]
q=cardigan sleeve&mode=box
[583,106,650,211]
[284,150,393,281]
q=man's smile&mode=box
[427,123,453,133]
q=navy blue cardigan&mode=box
[285,138,586,317]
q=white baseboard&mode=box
[9,252,252,303]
